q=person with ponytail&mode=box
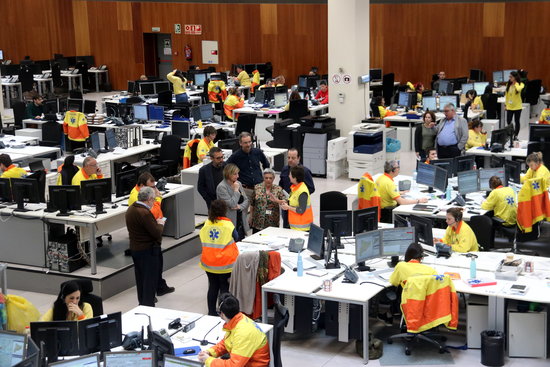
[167,69,189,103]
[40,281,93,321]
[504,71,525,139]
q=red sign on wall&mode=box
[184,24,202,35]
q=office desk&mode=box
[2,145,61,160]
[0,135,40,146]
[1,79,22,108]
[60,72,83,91]
[102,94,202,107]
[122,305,273,366]
[88,69,109,92]
[465,144,528,167]
[33,77,53,95]
[233,103,330,123]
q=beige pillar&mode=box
[328,0,370,135]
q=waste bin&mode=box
[481,330,504,366]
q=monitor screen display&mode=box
[422,96,437,111]
[438,80,450,94]
[105,129,118,149]
[148,105,164,122]
[199,104,213,121]
[439,95,458,110]
[353,206,378,234]
[433,165,448,192]
[455,155,475,173]
[502,69,516,82]
[474,82,490,95]
[90,132,101,152]
[457,170,479,195]
[298,76,308,89]
[369,68,382,81]
[171,120,190,140]
[133,105,148,121]
[319,210,352,237]
[381,227,415,257]
[0,50,3,60]
[0,330,27,366]
[49,353,99,366]
[479,167,506,191]
[127,81,135,94]
[274,93,288,108]
[397,92,410,107]
[254,89,265,104]
[504,160,522,184]
[409,215,434,247]
[355,230,382,264]
[431,158,454,178]
[103,351,154,367]
[307,223,324,258]
[155,81,170,93]
[493,70,504,83]
[163,355,202,367]
[194,73,207,86]
[416,162,436,188]
[83,100,96,114]
[461,83,474,93]
[67,99,83,112]
[139,82,155,95]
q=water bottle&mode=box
[297,251,304,277]
[473,161,477,170]
[412,170,417,183]
[470,257,477,279]
[446,185,452,201]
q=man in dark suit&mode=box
[198,147,226,209]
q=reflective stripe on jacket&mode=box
[288,182,313,231]
[63,111,89,141]
[199,217,239,274]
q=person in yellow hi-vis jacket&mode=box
[40,281,93,321]
[0,154,27,178]
[280,166,313,232]
[481,176,517,226]
[389,243,437,288]
[250,69,260,93]
[196,126,217,163]
[465,120,488,150]
[441,207,479,252]
[71,157,103,186]
[167,69,188,103]
[233,65,251,87]
[504,71,525,139]
[63,110,89,150]
[521,151,550,186]
[208,75,227,103]
[224,87,245,121]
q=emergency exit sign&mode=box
[184,24,202,35]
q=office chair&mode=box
[153,134,181,176]
[320,191,347,212]
[217,138,240,152]
[58,156,80,185]
[288,99,309,123]
[157,90,173,109]
[67,279,104,317]
[235,113,256,136]
[370,102,381,118]
[387,274,458,355]
[380,206,396,224]
[51,62,63,89]
[182,138,201,169]
[12,101,26,130]
[382,73,395,106]
[19,64,34,93]
[483,94,499,120]
[75,60,90,90]
[69,89,83,99]
[524,79,542,106]
[40,120,63,147]
[468,215,494,251]
[272,300,289,367]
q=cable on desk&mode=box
[359,281,386,287]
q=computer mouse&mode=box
[293,267,297,272]
[112,204,118,209]
[183,349,195,355]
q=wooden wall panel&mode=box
[73,1,91,56]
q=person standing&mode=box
[435,103,468,159]
[167,69,188,103]
[505,71,525,139]
[199,200,239,316]
[249,168,287,233]
[280,166,313,232]
[415,111,437,161]
[198,147,226,209]
[217,164,249,241]
[125,187,165,306]
[279,148,315,228]
[227,132,270,204]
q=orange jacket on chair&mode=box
[357,172,381,219]
[63,111,89,141]
[400,274,458,333]
[224,95,245,121]
[183,139,201,169]
[517,177,550,233]
[208,80,227,103]
[251,251,281,320]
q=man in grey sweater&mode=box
[435,103,468,159]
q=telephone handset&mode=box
[343,264,359,284]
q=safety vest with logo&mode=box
[208,80,228,103]
[251,70,260,92]
[357,172,381,220]
[199,217,239,274]
[224,95,245,121]
[288,182,313,231]
[63,111,89,142]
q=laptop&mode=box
[49,353,100,366]
[164,355,204,367]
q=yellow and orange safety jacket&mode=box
[128,185,163,219]
[208,80,227,103]
[63,111,89,142]
[288,182,313,231]
[199,217,239,274]
[357,172,381,220]
[224,95,244,121]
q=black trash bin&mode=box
[481,330,505,366]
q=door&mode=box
[143,33,158,77]
[156,33,172,80]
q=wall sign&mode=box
[175,24,181,34]
[185,24,202,35]
[332,74,341,84]
[343,74,352,84]
[152,27,160,32]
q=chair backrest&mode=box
[468,215,494,251]
[19,65,34,93]
[288,99,309,122]
[60,164,80,185]
[12,101,26,128]
[272,302,289,367]
[525,79,542,105]
[67,279,104,317]
[320,191,347,212]
[483,93,499,119]
[235,113,256,136]
[370,102,380,117]
[157,90,173,105]
[41,121,63,145]
[69,89,83,99]
[51,62,62,87]
[382,73,395,105]
[159,134,182,162]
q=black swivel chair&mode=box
[19,64,34,93]
[69,89,83,100]
[272,301,289,367]
[320,191,347,212]
[382,73,395,106]
[371,102,381,118]
[40,120,63,147]
[75,60,90,90]
[12,101,26,130]
[469,215,494,251]
[152,134,181,176]
[157,90,173,109]
[524,79,542,106]
[288,99,309,123]
[51,61,63,89]
[235,113,257,136]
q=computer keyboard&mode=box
[282,258,318,270]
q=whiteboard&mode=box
[201,40,218,64]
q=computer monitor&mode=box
[381,227,415,257]
[103,351,155,367]
[105,129,118,150]
[422,96,437,111]
[433,165,449,192]
[493,70,504,83]
[49,353,100,366]
[397,91,411,108]
[503,69,516,81]
[438,80,453,95]
[455,155,475,173]
[43,99,59,114]
[80,178,112,214]
[439,95,459,110]
[139,82,155,96]
[244,64,256,74]
[67,98,83,112]
[369,68,382,81]
[149,329,174,364]
[355,230,382,265]
[127,81,135,94]
[30,321,78,363]
[474,82,489,95]
[0,177,12,203]
[0,330,27,366]
[133,104,148,122]
[193,73,207,86]
[479,167,506,191]
[457,170,479,195]
[83,100,96,114]
[262,87,275,103]
[148,105,164,122]
[529,124,550,144]
[78,312,122,355]
[353,206,378,234]
[431,158,455,177]
[254,89,265,104]
[274,92,288,108]
[13,336,38,367]
[409,215,433,247]
[393,214,409,228]
[90,132,101,153]
[491,127,510,148]
[469,69,484,82]
[10,178,41,212]
[171,120,190,140]
[115,168,137,198]
[0,50,3,60]
[504,159,522,184]
[307,223,324,259]
[48,185,82,216]
[163,355,202,367]
[319,210,352,237]
[155,81,170,93]
[199,104,214,121]
[461,83,474,93]
[298,76,309,89]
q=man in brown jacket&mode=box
[125,187,165,306]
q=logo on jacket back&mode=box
[209,228,220,241]
[506,196,515,205]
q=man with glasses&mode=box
[71,157,103,185]
[376,160,428,210]
[198,147,227,209]
[435,103,468,159]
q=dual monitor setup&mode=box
[252,87,288,108]
[421,95,460,112]
[460,81,490,95]
[493,69,518,83]
[130,81,171,96]
[41,98,97,115]
[48,351,202,367]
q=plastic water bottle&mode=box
[470,257,477,279]
[446,185,452,201]
[297,252,304,277]
[412,170,417,184]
